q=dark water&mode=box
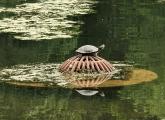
[0,0,165,119]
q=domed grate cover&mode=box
[59,55,115,73]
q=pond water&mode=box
[0,0,165,119]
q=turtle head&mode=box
[98,44,105,51]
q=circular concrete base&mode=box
[4,69,157,88]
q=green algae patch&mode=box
[0,0,97,40]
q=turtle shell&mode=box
[76,45,98,54]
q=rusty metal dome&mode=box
[59,45,115,73]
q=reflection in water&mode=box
[75,89,105,97]
[75,89,99,96]
[157,0,165,3]
[0,33,77,67]
[68,74,112,88]
[0,0,97,40]
[0,85,160,120]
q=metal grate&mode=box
[59,55,115,73]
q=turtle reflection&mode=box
[75,89,105,97]
[63,72,112,96]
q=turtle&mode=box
[59,44,116,73]
[76,44,105,55]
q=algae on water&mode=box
[0,0,97,40]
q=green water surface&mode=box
[0,0,165,120]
